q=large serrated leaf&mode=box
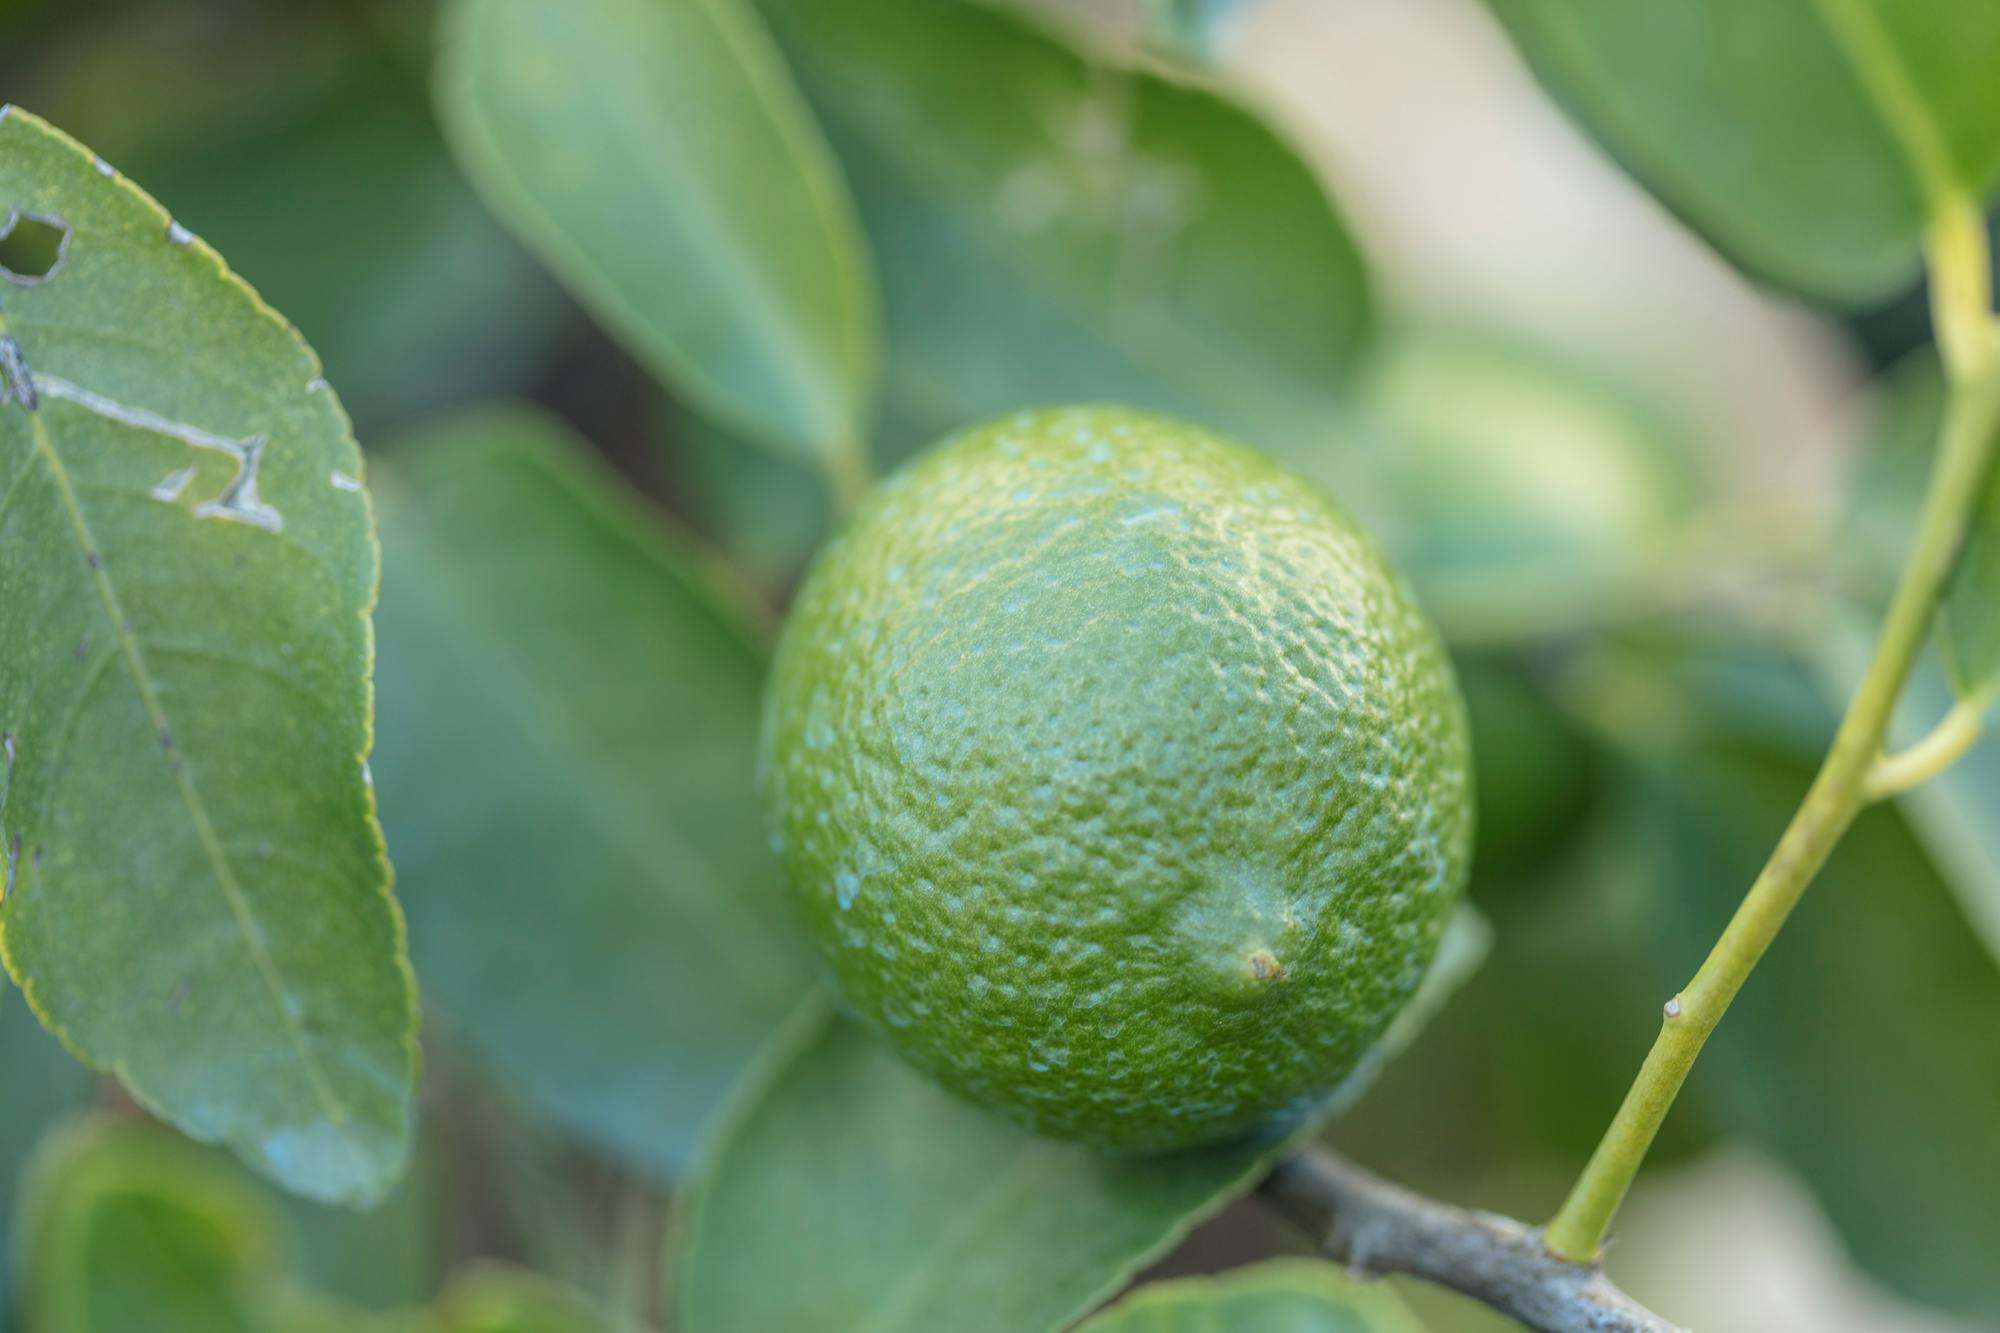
[759,0,1374,466]
[1485,0,2000,303]
[435,0,876,471]
[673,912,1484,1333]
[0,107,414,1205]
[1075,1259,1423,1333]
[371,408,815,1179]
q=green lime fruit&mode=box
[760,407,1474,1150]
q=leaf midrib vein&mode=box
[1805,0,1964,210]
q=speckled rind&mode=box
[760,407,1473,1149]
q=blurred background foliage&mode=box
[2,0,1997,1330]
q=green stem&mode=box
[1928,200,1998,377]
[1543,216,2000,1262]
[1864,690,1994,801]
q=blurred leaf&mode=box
[761,0,1373,465]
[1838,359,2000,958]
[1878,662,2000,958]
[1457,661,1598,872]
[16,1117,280,1333]
[1625,693,2000,1317]
[1139,0,1253,65]
[1808,615,2000,966]
[0,983,95,1313]
[268,1293,443,1333]
[270,1128,443,1312]
[665,406,831,595]
[1331,805,1720,1201]
[675,914,1483,1333]
[1485,0,2000,302]
[1354,328,1696,643]
[437,1268,613,1333]
[1942,456,2000,701]
[20,7,566,431]
[1369,907,1491,1079]
[19,1115,605,1333]
[1845,347,2000,698]
[1844,351,1944,598]
[135,86,567,434]
[371,407,815,1179]
[436,0,876,469]
[673,1003,1286,1333]
[1381,1279,1518,1333]
[267,1266,614,1333]
[1075,1259,1423,1332]
[0,108,414,1203]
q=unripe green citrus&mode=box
[760,407,1473,1150]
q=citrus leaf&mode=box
[1845,349,2000,702]
[1845,351,1947,596]
[1834,358,2000,959]
[0,982,95,1311]
[267,1294,443,1333]
[1870,658,2000,961]
[673,913,1483,1333]
[1353,327,1697,643]
[26,9,566,430]
[1484,0,2000,302]
[370,408,816,1179]
[665,405,831,596]
[271,1124,444,1313]
[1942,458,2000,701]
[271,1268,615,1333]
[0,107,415,1204]
[439,1269,615,1333]
[759,0,1373,465]
[435,0,876,470]
[673,1003,1280,1333]
[1805,616,2000,974]
[15,1116,282,1333]
[17,1114,606,1333]
[1074,1259,1423,1333]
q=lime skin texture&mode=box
[760,406,1474,1151]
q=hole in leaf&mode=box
[0,212,70,285]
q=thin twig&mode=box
[1543,207,2000,1261]
[1262,1149,1684,1333]
[1864,692,1992,801]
